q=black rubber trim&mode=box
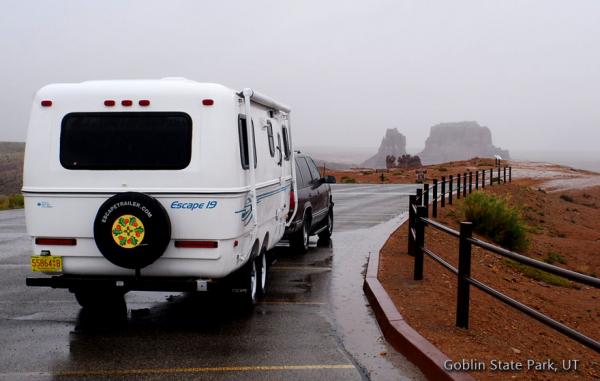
[26,275,212,292]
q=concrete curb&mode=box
[363,215,475,381]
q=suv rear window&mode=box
[60,112,192,170]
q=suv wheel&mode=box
[291,215,310,253]
[318,209,333,241]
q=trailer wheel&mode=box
[233,257,258,306]
[256,249,268,296]
[93,192,171,269]
[74,289,126,311]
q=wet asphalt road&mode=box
[0,184,424,381]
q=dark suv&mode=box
[285,153,336,252]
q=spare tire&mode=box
[93,192,171,269]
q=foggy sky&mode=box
[1,1,599,152]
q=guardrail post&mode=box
[456,173,461,200]
[503,166,507,184]
[482,170,485,189]
[408,195,416,257]
[423,183,430,217]
[509,166,512,183]
[441,177,446,208]
[498,166,501,184]
[490,168,493,186]
[469,171,473,193]
[416,188,423,206]
[448,175,453,205]
[432,179,438,218]
[456,221,473,329]
[413,206,427,280]
[463,172,467,197]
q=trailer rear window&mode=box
[60,112,192,170]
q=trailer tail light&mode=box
[175,240,219,249]
[35,237,77,246]
[202,99,214,106]
[41,100,52,107]
[139,99,150,106]
[104,100,115,107]
[121,100,133,106]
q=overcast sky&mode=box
[1,1,599,153]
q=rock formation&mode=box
[362,128,407,168]
[418,122,509,165]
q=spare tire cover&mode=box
[94,192,171,269]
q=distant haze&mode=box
[1,1,600,155]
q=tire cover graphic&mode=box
[94,192,171,269]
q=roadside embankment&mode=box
[378,178,600,380]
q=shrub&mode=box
[341,176,356,184]
[460,192,529,251]
[545,252,566,265]
[504,259,571,288]
[559,194,574,202]
[9,194,24,209]
[0,196,8,210]
[437,167,448,172]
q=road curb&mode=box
[363,216,475,381]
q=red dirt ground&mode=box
[378,179,600,380]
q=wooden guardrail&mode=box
[406,166,600,353]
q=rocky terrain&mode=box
[0,142,25,195]
[418,121,509,165]
[361,128,406,168]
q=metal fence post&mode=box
[423,183,430,217]
[432,179,438,218]
[498,166,501,184]
[503,166,507,184]
[468,172,472,193]
[509,166,512,183]
[407,195,416,257]
[463,173,467,197]
[416,188,423,206]
[441,176,446,208]
[449,175,453,205]
[456,221,473,329]
[475,171,479,190]
[456,173,461,200]
[490,168,493,186]
[482,170,485,189]
[413,206,427,281]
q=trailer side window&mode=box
[282,126,290,160]
[238,115,257,169]
[60,112,192,170]
[266,121,275,157]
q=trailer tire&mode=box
[256,248,268,296]
[93,192,171,269]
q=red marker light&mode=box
[139,100,150,106]
[202,99,214,106]
[175,240,219,249]
[104,100,115,107]
[35,237,77,246]
[121,100,133,106]
[41,100,52,107]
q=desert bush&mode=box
[559,194,574,202]
[341,176,356,184]
[460,192,529,251]
[504,259,571,287]
[545,252,566,265]
[437,167,448,172]
[0,194,24,210]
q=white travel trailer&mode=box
[24,78,297,307]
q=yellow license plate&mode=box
[31,256,63,272]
